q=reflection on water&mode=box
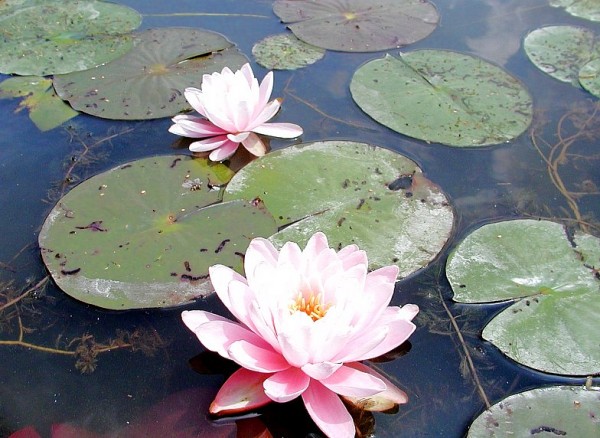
[0,0,598,436]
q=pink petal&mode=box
[303,232,330,259]
[228,340,290,373]
[182,87,207,116]
[320,364,386,397]
[169,116,227,138]
[241,132,267,157]
[181,310,270,360]
[301,380,355,438]
[257,71,274,112]
[347,307,418,361]
[244,238,279,285]
[210,368,272,416]
[253,122,303,139]
[208,140,240,161]
[248,99,281,128]
[331,325,389,363]
[263,367,310,403]
[188,135,230,152]
[301,362,342,380]
[343,362,408,410]
[228,132,250,143]
[240,63,255,87]
[208,264,248,312]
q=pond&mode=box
[1,0,599,437]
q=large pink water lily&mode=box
[182,232,419,438]
[169,63,303,161]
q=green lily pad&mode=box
[53,27,248,120]
[579,58,600,97]
[350,51,533,146]
[252,33,325,70]
[272,0,439,52]
[223,141,454,276]
[550,0,600,22]
[524,25,600,86]
[39,155,277,310]
[446,219,600,375]
[0,0,141,76]
[0,76,78,131]
[468,386,600,437]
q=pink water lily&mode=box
[169,63,303,161]
[182,232,419,437]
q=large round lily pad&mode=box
[223,141,454,276]
[272,0,439,52]
[0,0,141,76]
[468,386,600,437]
[446,219,600,375]
[350,51,533,146]
[53,27,248,120]
[39,155,277,310]
[550,0,600,22]
[524,25,600,86]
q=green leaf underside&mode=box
[223,141,454,277]
[447,219,600,375]
[39,155,277,310]
[0,76,78,131]
[53,27,248,120]
[272,0,439,52]
[550,0,600,22]
[252,33,325,70]
[468,386,600,437]
[524,25,600,86]
[350,51,533,147]
[0,0,141,76]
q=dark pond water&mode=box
[1,0,599,437]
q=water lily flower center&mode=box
[290,291,329,321]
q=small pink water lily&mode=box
[182,232,419,438]
[169,63,303,161]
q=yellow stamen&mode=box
[290,292,329,321]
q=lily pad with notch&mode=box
[272,0,439,52]
[39,155,277,310]
[0,75,78,131]
[53,27,248,120]
[524,25,600,86]
[350,51,533,146]
[446,219,600,375]
[468,386,600,437]
[550,0,600,23]
[223,141,454,277]
[0,0,141,76]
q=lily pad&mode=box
[468,386,600,437]
[550,0,600,22]
[272,0,439,52]
[0,0,141,76]
[223,141,454,276]
[446,219,600,375]
[579,58,600,97]
[53,27,248,120]
[524,25,600,86]
[0,76,78,131]
[39,155,277,310]
[252,33,325,70]
[350,51,533,146]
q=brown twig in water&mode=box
[437,287,491,409]
[530,102,600,234]
[0,276,48,312]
